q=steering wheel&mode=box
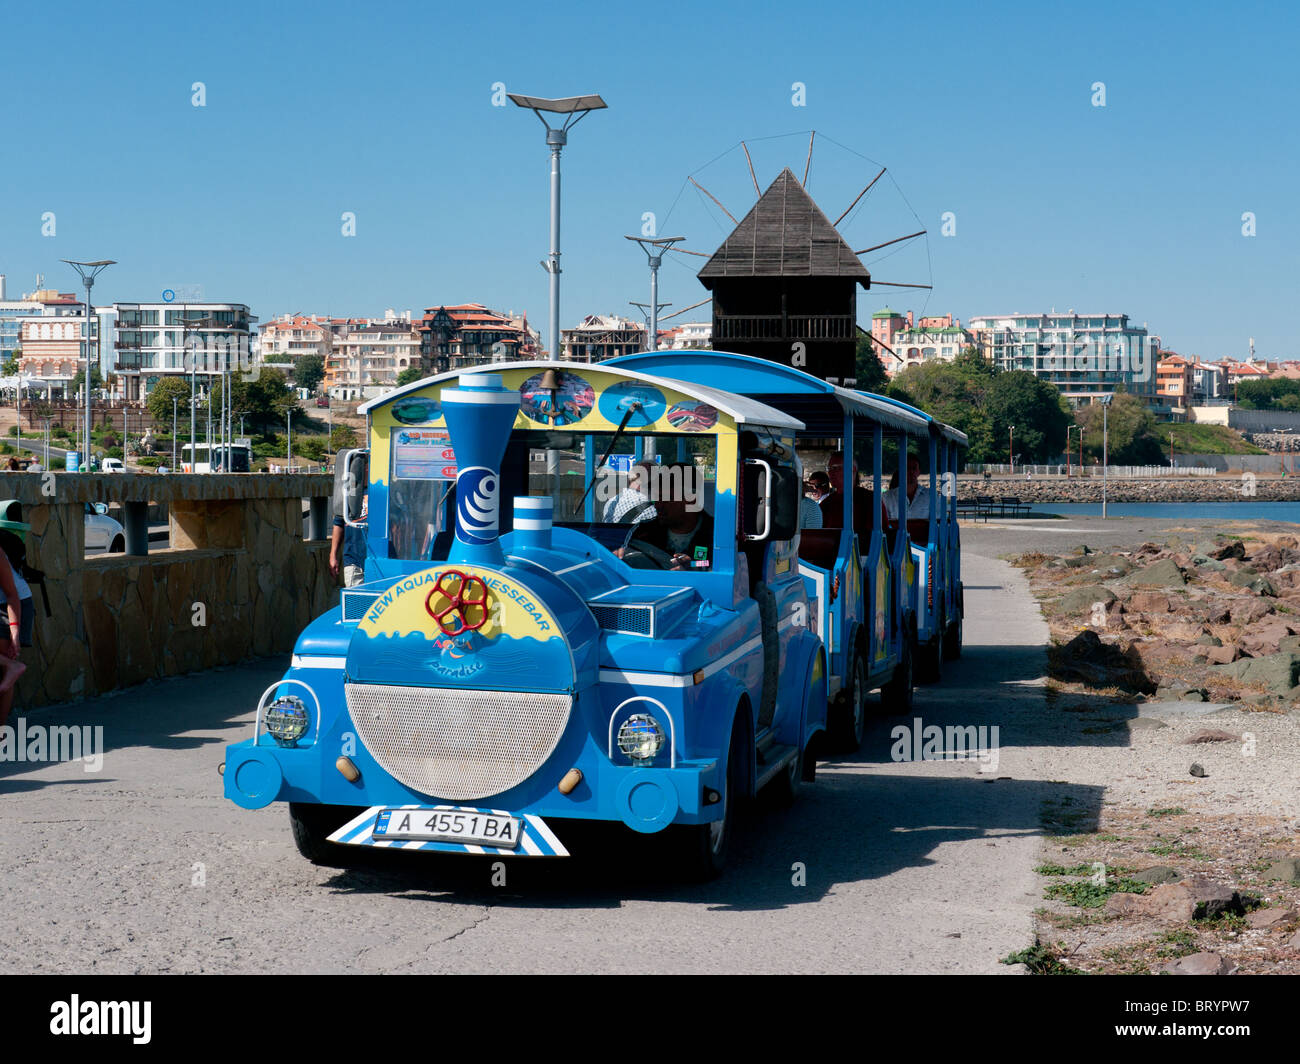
[623,538,676,570]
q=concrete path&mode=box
[0,551,1060,974]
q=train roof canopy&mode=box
[607,350,932,436]
[357,359,806,433]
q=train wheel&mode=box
[942,614,963,661]
[828,652,868,752]
[880,638,914,715]
[916,635,943,684]
[289,803,366,867]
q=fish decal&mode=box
[392,397,442,425]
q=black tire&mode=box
[828,651,868,752]
[880,636,914,715]
[768,745,802,808]
[915,634,943,685]
[675,714,744,881]
[109,535,125,553]
[289,802,367,867]
[942,614,963,661]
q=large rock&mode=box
[1054,630,1157,694]
[1264,858,1300,884]
[1241,616,1294,657]
[1211,652,1300,695]
[1128,591,1173,613]
[1058,585,1116,615]
[1161,952,1237,975]
[1105,883,1196,922]
[1213,541,1247,561]
[1205,644,1241,665]
[1126,559,1186,587]
[1181,876,1249,919]
[1231,599,1274,626]
[1245,908,1296,930]
[1132,865,1181,885]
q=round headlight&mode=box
[617,714,664,764]
[265,695,309,746]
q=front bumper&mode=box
[223,737,718,838]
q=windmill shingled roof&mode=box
[698,168,870,285]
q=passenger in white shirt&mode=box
[883,456,933,521]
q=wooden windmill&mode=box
[661,135,928,385]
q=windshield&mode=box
[385,426,720,570]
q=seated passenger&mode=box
[602,459,659,523]
[799,494,823,529]
[819,451,875,531]
[883,456,933,521]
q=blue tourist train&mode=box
[223,355,965,878]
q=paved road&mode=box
[0,551,1064,974]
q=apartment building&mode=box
[328,320,421,391]
[418,304,530,373]
[109,303,256,401]
[968,311,1160,405]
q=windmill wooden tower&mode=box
[698,167,868,383]
[657,136,929,385]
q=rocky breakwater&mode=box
[962,476,1300,504]
[1017,531,1300,711]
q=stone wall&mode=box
[0,473,335,707]
[958,475,1300,504]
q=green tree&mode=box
[210,368,296,433]
[1237,378,1300,410]
[1077,393,1163,465]
[294,353,325,393]
[68,364,104,396]
[986,371,1071,462]
[145,376,195,424]
[330,424,359,451]
[853,334,889,394]
[395,366,422,388]
[1,356,18,376]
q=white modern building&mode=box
[111,302,256,401]
[968,311,1161,405]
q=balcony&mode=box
[714,314,855,342]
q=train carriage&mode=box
[610,350,966,747]
[224,362,826,879]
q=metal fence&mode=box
[967,463,1217,478]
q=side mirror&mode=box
[93,502,108,516]
[333,449,369,524]
[742,460,799,542]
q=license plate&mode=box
[372,808,522,849]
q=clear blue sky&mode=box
[2,0,1296,360]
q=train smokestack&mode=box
[439,372,520,567]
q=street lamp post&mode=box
[1169,431,1175,469]
[61,259,115,469]
[1009,424,1015,475]
[509,93,608,360]
[172,397,179,471]
[625,236,683,351]
[286,409,293,472]
[1101,395,1112,519]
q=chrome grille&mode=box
[345,683,572,801]
[590,603,653,636]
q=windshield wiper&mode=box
[575,401,642,513]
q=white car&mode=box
[101,458,125,473]
[84,502,125,552]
